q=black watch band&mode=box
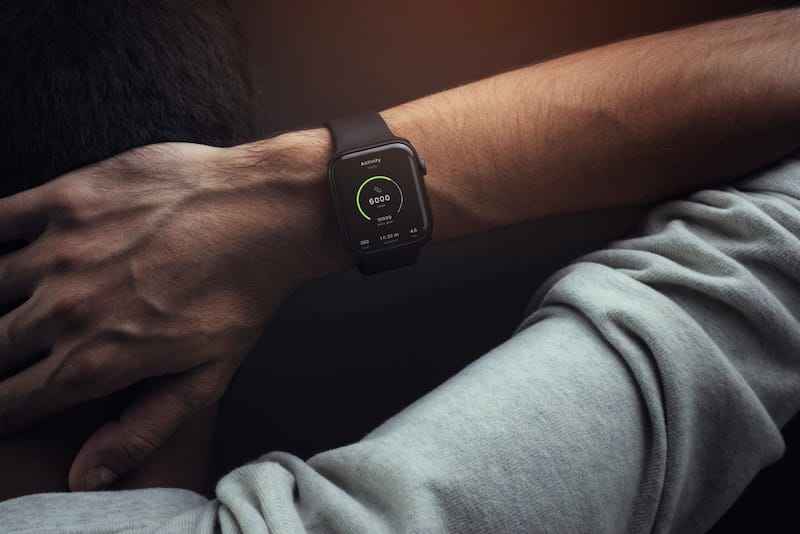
[325,111,425,275]
[325,111,398,155]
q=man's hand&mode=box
[0,130,345,491]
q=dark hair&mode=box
[0,0,255,198]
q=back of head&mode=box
[0,0,255,198]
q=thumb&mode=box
[68,372,209,492]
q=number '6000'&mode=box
[368,194,390,205]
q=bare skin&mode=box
[0,8,798,496]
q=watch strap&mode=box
[325,111,398,155]
[358,246,420,275]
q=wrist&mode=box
[223,128,355,283]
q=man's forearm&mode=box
[261,7,800,255]
[386,8,800,240]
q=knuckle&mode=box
[49,183,81,217]
[55,346,113,387]
[49,182,98,225]
[49,248,79,274]
[115,145,165,177]
[118,427,160,467]
[53,286,94,323]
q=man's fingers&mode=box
[0,244,47,305]
[0,339,148,434]
[0,299,54,378]
[68,369,223,492]
[0,186,53,242]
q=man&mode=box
[2,5,800,534]
[0,0,256,498]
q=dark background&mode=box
[215,1,800,531]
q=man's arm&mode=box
[384,7,800,240]
[5,154,800,532]
[0,8,798,491]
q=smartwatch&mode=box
[325,111,433,275]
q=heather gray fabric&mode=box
[3,154,800,533]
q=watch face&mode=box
[330,142,431,254]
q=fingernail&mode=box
[84,465,117,491]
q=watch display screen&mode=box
[330,143,430,253]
